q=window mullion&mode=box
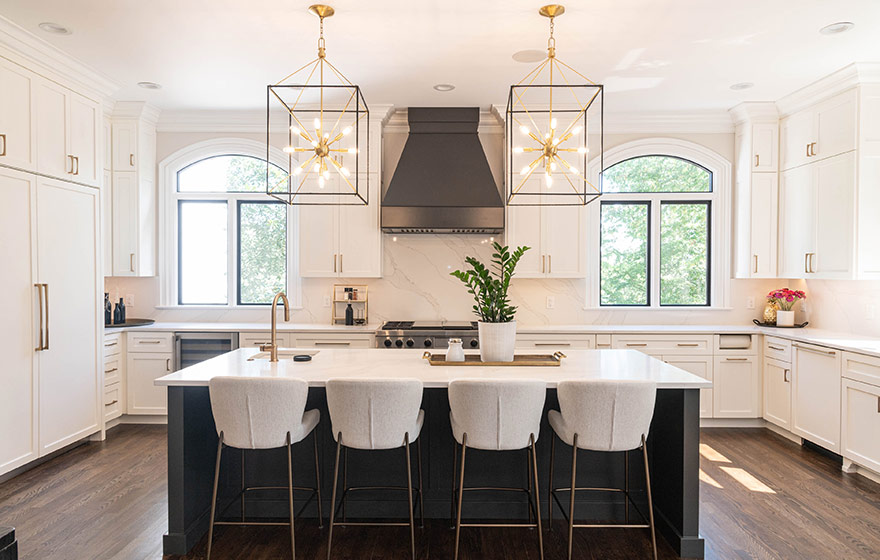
[228,200,236,307]
[650,196,661,307]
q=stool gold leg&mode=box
[314,431,323,528]
[405,433,416,560]
[206,433,223,560]
[567,433,578,560]
[453,433,468,560]
[286,432,296,560]
[642,436,658,560]
[326,434,342,560]
[530,434,544,560]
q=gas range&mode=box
[375,320,480,349]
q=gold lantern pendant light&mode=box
[506,4,603,206]
[266,4,370,205]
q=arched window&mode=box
[589,140,729,308]
[159,140,298,307]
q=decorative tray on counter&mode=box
[422,351,566,367]
[753,320,809,328]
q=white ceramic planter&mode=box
[776,310,795,327]
[478,321,517,362]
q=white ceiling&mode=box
[2,0,879,113]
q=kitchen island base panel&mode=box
[162,387,704,558]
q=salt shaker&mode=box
[446,338,465,362]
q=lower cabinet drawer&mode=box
[292,336,372,348]
[841,378,880,474]
[104,383,122,422]
[127,331,174,353]
[104,357,122,386]
[516,334,595,349]
[612,334,713,355]
[239,332,290,348]
[764,336,792,363]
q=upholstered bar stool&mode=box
[547,379,658,560]
[325,378,425,560]
[448,379,547,560]
[206,376,322,560]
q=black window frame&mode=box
[236,200,288,306]
[177,199,229,306]
[599,200,652,307]
[601,154,714,194]
[658,200,712,307]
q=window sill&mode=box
[155,304,305,311]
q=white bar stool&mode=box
[547,379,658,560]
[325,378,425,560]
[448,379,547,560]
[206,376,322,560]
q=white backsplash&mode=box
[106,234,784,327]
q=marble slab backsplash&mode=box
[105,235,863,333]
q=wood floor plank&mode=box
[0,425,878,559]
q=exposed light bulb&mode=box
[342,126,352,135]
[571,126,582,135]
[318,176,325,188]
[577,146,588,154]
[550,118,557,129]
[290,126,301,135]
[313,163,320,172]
[323,132,329,139]
[294,167,303,175]
[313,118,321,130]
[283,146,295,153]
[323,170,330,180]
[552,138,560,145]
[311,140,318,148]
[519,125,530,135]
[340,167,350,177]
[520,165,531,175]
[550,162,557,171]
[545,173,553,187]
[568,166,579,174]
[513,146,524,154]
[544,132,551,139]
[348,148,357,154]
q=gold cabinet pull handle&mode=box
[104,367,118,374]
[333,253,337,273]
[542,255,546,273]
[548,254,551,274]
[339,253,343,274]
[106,399,119,406]
[677,343,699,347]
[755,154,759,167]
[130,253,135,272]
[810,142,817,157]
[130,153,135,167]
[753,254,758,274]
[0,133,6,156]
[34,284,43,352]
[806,143,811,158]
[626,343,647,347]
[809,253,816,274]
[42,284,49,350]
[767,345,785,351]
[784,369,791,383]
[68,154,75,174]
[804,253,809,274]
[104,340,118,347]
[141,340,162,344]
[876,396,879,413]
[166,358,171,371]
[725,357,749,361]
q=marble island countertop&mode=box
[154,347,713,389]
[104,321,380,333]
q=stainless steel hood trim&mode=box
[381,206,503,234]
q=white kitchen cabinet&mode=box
[778,164,814,277]
[516,333,595,349]
[33,78,100,187]
[713,355,760,418]
[763,357,792,431]
[0,167,39,475]
[104,384,123,422]
[737,172,778,278]
[102,169,112,276]
[611,334,713,355]
[36,177,101,455]
[780,89,856,171]
[751,123,778,172]
[840,378,880,474]
[126,331,173,415]
[505,177,585,278]
[103,115,112,171]
[0,57,36,170]
[239,332,291,348]
[662,355,714,418]
[299,173,381,278]
[792,342,841,453]
[290,333,373,348]
[111,121,138,171]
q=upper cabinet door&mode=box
[813,152,855,279]
[505,176,544,277]
[749,172,778,277]
[543,204,585,277]
[338,174,381,278]
[67,93,99,187]
[780,111,813,171]
[778,165,815,278]
[299,202,339,277]
[111,121,137,171]
[751,123,778,171]
[34,79,69,178]
[814,90,857,161]
[111,171,138,276]
[0,59,36,171]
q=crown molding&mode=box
[0,15,119,101]
[158,103,395,133]
[729,102,779,125]
[381,107,505,134]
[112,101,161,124]
[776,62,880,117]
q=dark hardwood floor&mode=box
[0,425,878,559]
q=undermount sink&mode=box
[247,349,320,361]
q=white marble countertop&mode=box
[155,347,713,389]
[517,324,760,334]
[104,322,379,334]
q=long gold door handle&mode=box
[804,253,809,274]
[333,253,337,273]
[806,144,811,158]
[548,255,552,274]
[74,156,79,175]
[808,253,815,274]
[542,255,545,273]
[130,153,135,167]
[42,284,49,350]
[753,254,758,274]
[0,133,6,156]
[755,154,759,167]
[34,284,43,352]
[339,254,343,274]
[130,253,135,272]
[68,154,75,174]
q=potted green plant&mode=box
[451,242,530,362]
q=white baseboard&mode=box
[700,418,766,428]
[762,421,803,444]
[118,414,168,425]
[843,458,880,484]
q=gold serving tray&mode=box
[422,351,566,367]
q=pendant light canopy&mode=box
[266,4,370,205]
[506,5,603,206]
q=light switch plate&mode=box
[746,296,755,310]
[546,296,555,309]
[125,293,134,307]
[323,296,331,307]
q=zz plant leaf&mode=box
[450,242,530,323]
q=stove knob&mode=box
[470,339,479,348]
[406,339,415,347]
[424,339,433,348]
[395,339,404,348]
[383,339,392,348]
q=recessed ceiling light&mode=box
[38,22,71,35]
[730,82,754,91]
[137,81,162,90]
[433,83,455,92]
[819,22,855,35]
[512,49,546,63]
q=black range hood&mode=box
[381,107,504,234]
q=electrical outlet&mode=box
[323,296,332,307]
[800,301,807,312]
[746,296,755,310]
[546,296,555,309]
[125,294,134,307]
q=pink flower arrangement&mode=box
[767,288,806,311]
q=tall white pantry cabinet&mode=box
[0,51,104,477]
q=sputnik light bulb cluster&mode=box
[506,4,603,206]
[266,4,369,205]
